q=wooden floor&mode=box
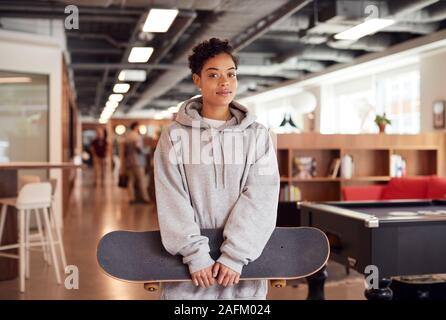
[0,169,365,300]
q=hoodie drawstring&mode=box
[220,132,226,189]
[210,130,226,189]
[210,131,218,189]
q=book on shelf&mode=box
[293,156,316,179]
[280,185,301,201]
[390,154,406,177]
[326,158,341,178]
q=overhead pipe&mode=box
[387,0,439,18]
[327,33,394,52]
[392,1,446,23]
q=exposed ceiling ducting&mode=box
[327,33,394,52]
[2,0,446,117]
[129,0,312,112]
[392,0,446,23]
[269,14,310,32]
[58,0,225,11]
[387,0,440,18]
[275,44,357,64]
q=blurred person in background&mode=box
[90,127,108,185]
[120,121,150,204]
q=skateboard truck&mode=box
[144,282,160,292]
[270,280,286,288]
[143,280,287,292]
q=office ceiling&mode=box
[1,0,446,117]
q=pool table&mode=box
[300,200,446,300]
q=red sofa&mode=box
[342,176,446,201]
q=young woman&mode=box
[154,38,280,299]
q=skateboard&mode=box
[97,227,329,292]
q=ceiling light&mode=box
[115,124,126,135]
[101,110,113,118]
[0,77,32,84]
[113,83,130,93]
[139,125,147,135]
[128,47,154,63]
[153,110,173,120]
[109,94,124,102]
[168,106,180,113]
[334,18,395,41]
[118,70,147,82]
[106,101,119,109]
[103,107,115,115]
[143,8,179,33]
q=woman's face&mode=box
[193,53,237,108]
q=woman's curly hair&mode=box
[188,38,238,75]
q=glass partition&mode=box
[0,70,49,182]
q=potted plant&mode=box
[374,113,391,133]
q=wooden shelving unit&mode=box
[277,133,444,202]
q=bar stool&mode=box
[17,175,50,275]
[0,182,61,292]
[48,178,67,270]
[18,175,41,190]
[19,178,67,274]
[21,178,67,281]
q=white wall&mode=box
[239,86,319,132]
[305,86,320,132]
[420,48,446,132]
[0,29,64,225]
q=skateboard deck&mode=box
[97,227,329,291]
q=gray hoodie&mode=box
[154,96,280,299]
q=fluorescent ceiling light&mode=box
[153,110,173,120]
[118,70,147,82]
[143,8,179,33]
[0,77,32,84]
[168,106,180,113]
[100,112,113,121]
[334,18,395,41]
[128,47,154,63]
[109,94,124,102]
[106,101,119,109]
[113,83,130,93]
[103,107,115,114]
[102,107,114,115]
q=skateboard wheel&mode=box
[144,283,159,292]
[271,280,286,288]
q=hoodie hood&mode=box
[174,96,256,130]
[172,96,257,190]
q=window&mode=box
[320,65,420,134]
[0,71,49,163]
[375,68,420,134]
[251,96,306,132]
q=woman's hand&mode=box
[191,265,215,288]
[213,262,240,287]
